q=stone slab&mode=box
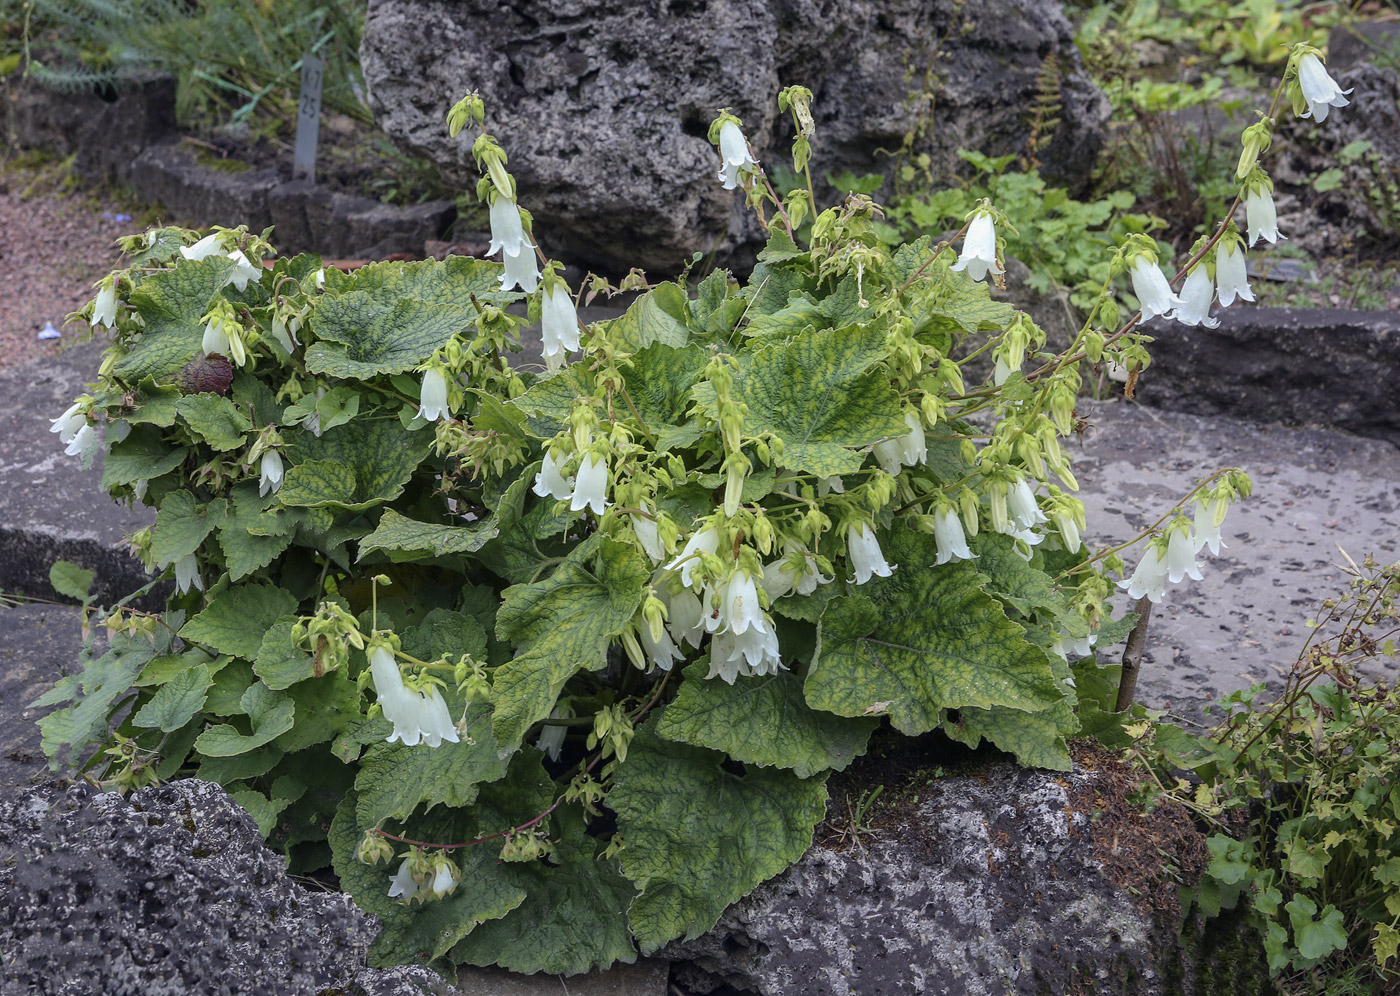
[1074,396,1400,723]
[457,960,669,995]
[0,338,154,604]
[0,602,80,792]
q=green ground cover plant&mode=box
[25,36,1386,987]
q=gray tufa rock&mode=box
[1134,308,1400,450]
[663,753,1268,995]
[359,0,1108,274]
[0,779,459,996]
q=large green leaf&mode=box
[657,662,876,778]
[193,682,295,756]
[807,528,1061,735]
[101,423,186,487]
[354,704,510,826]
[280,419,433,511]
[176,393,252,452]
[116,256,236,379]
[943,701,1077,771]
[510,366,594,425]
[252,618,317,690]
[915,257,1016,336]
[604,282,691,352]
[972,533,1067,618]
[741,291,828,339]
[274,669,362,752]
[401,608,488,663]
[179,581,298,659]
[218,482,300,581]
[357,509,501,562]
[452,808,638,975]
[305,257,504,378]
[624,343,708,450]
[491,536,650,752]
[729,323,905,476]
[611,726,828,952]
[150,490,223,568]
[132,664,213,733]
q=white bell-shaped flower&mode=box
[1194,497,1228,557]
[568,453,609,516]
[488,197,533,258]
[174,552,203,594]
[64,422,98,460]
[532,450,576,501]
[707,621,782,683]
[259,449,284,497]
[716,120,758,190]
[1297,53,1352,122]
[92,282,118,329]
[669,527,720,588]
[664,585,707,649]
[541,283,581,370]
[1164,527,1205,584]
[225,250,261,292]
[1175,266,1220,329]
[640,622,685,671]
[50,403,87,445]
[1118,542,1169,604]
[1128,256,1183,322]
[933,506,975,565]
[180,232,222,261]
[500,246,541,294]
[714,571,764,636]
[1215,242,1254,307]
[1051,510,1081,555]
[1246,187,1284,247]
[370,645,461,749]
[848,523,894,584]
[419,368,449,422]
[536,707,568,761]
[431,860,460,898]
[631,511,665,563]
[950,213,1003,283]
[1007,478,1048,532]
[387,858,423,903]
[872,411,927,477]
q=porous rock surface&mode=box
[664,757,1262,996]
[359,0,1108,273]
[0,779,453,996]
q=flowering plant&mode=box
[32,45,1352,974]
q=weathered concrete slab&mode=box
[1074,397,1400,723]
[0,338,154,604]
[0,602,80,791]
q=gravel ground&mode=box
[0,165,133,370]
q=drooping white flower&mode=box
[1175,266,1220,329]
[950,213,1003,283]
[301,388,326,437]
[419,368,449,422]
[225,250,261,292]
[500,245,541,294]
[92,282,118,329]
[387,858,422,903]
[1007,478,1048,532]
[818,476,845,496]
[664,585,707,649]
[1164,527,1205,584]
[1051,629,1097,661]
[1193,497,1228,557]
[631,511,665,563]
[532,450,575,501]
[259,450,284,497]
[761,542,831,600]
[201,318,231,357]
[1215,242,1255,307]
[716,120,758,191]
[640,622,685,671]
[1129,256,1183,322]
[568,453,609,516]
[933,506,975,565]
[536,707,568,761]
[50,403,87,445]
[431,860,460,898]
[848,523,894,584]
[1296,53,1352,122]
[174,553,203,594]
[711,571,765,636]
[313,268,326,289]
[180,233,222,261]
[993,356,1017,386]
[64,422,98,460]
[1051,509,1081,555]
[708,622,783,683]
[873,411,927,477]
[487,197,533,258]
[369,645,461,749]
[1246,187,1284,247]
[669,527,720,588]
[541,283,581,370]
[1118,543,1169,604]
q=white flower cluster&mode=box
[369,646,461,749]
[1118,496,1230,604]
[532,450,609,517]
